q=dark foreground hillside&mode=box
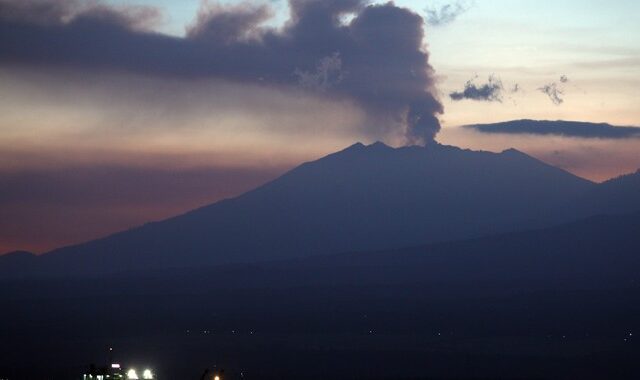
[2,212,640,379]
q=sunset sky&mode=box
[1,0,639,253]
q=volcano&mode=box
[3,142,608,276]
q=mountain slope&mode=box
[5,142,597,276]
[0,250,36,269]
[101,211,640,291]
[278,211,640,290]
[579,170,640,215]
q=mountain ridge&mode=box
[1,141,606,277]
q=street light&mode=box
[143,369,154,379]
[127,369,139,379]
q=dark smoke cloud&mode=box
[295,52,345,91]
[0,0,162,29]
[0,0,73,25]
[449,75,503,102]
[0,0,443,145]
[424,1,472,26]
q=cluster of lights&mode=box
[84,358,155,380]
[127,368,154,379]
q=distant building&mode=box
[83,363,124,380]
[83,363,154,380]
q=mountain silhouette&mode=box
[2,142,606,277]
[263,211,640,291]
[579,169,640,215]
[103,211,640,292]
[0,250,36,264]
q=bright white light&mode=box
[112,364,121,369]
[143,369,153,379]
[214,376,220,380]
[127,369,139,379]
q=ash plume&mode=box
[0,0,443,145]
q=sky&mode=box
[0,0,639,253]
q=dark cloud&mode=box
[424,1,472,26]
[464,119,640,139]
[449,75,503,102]
[0,0,443,145]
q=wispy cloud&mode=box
[538,83,564,105]
[538,75,569,105]
[424,1,473,26]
